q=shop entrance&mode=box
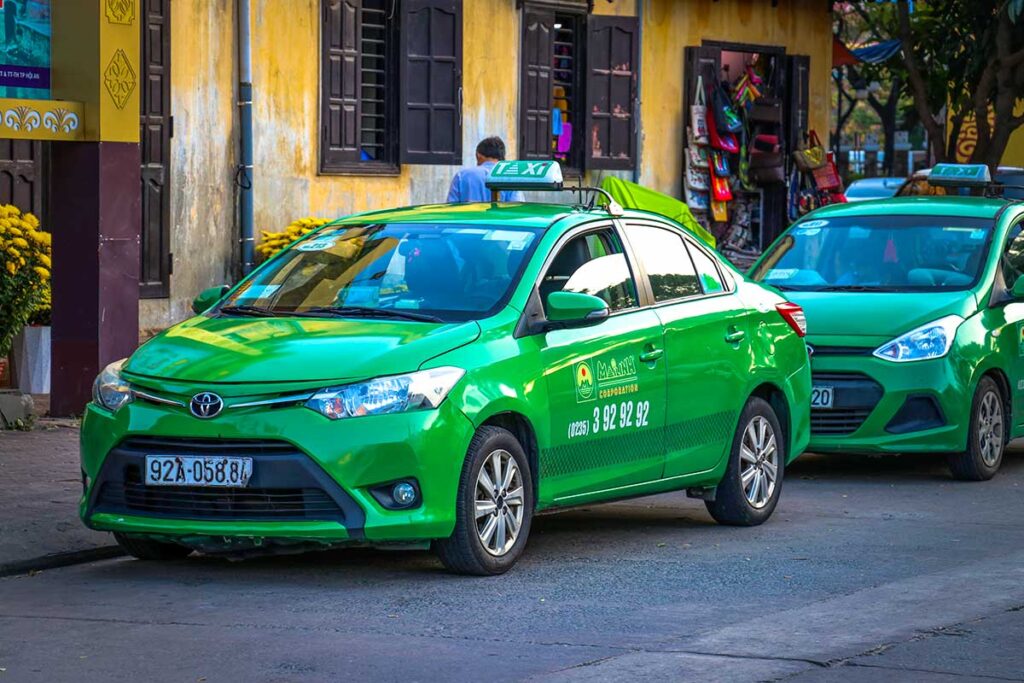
[683,42,810,269]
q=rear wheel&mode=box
[114,533,193,561]
[434,426,534,575]
[947,376,1005,481]
[705,397,785,526]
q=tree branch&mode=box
[897,0,947,161]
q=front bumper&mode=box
[808,352,972,454]
[80,395,476,547]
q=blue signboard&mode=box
[0,0,51,99]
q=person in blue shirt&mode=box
[447,137,525,203]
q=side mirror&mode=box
[192,285,230,314]
[545,291,609,328]
[1012,276,1024,300]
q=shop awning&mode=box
[834,37,903,67]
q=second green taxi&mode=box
[81,161,811,575]
[751,164,1024,481]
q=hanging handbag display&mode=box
[711,150,731,177]
[793,130,827,172]
[685,154,710,191]
[691,75,709,145]
[707,107,740,153]
[812,151,842,191]
[749,133,785,185]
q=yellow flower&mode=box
[33,266,49,280]
[4,261,14,275]
[23,213,39,229]
[11,237,27,248]
[7,246,19,258]
[38,254,50,268]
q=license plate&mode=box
[145,455,253,488]
[811,385,835,409]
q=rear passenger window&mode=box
[540,228,638,313]
[624,224,701,302]
[1001,222,1024,288]
[687,243,726,294]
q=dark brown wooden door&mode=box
[0,140,43,217]
[519,10,555,160]
[140,0,172,299]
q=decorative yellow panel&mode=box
[0,99,84,141]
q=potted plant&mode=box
[0,206,51,394]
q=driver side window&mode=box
[539,228,638,315]
[1001,222,1024,288]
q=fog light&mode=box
[392,482,417,506]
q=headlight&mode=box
[305,367,465,420]
[91,359,133,412]
[873,315,963,362]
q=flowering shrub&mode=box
[256,217,333,261]
[0,206,51,356]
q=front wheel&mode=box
[705,397,785,526]
[947,376,1005,481]
[434,426,534,575]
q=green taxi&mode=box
[751,164,1024,481]
[82,161,810,575]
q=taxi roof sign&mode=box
[929,163,992,188]
[485,160,564,192]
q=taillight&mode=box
[775,302,807,337]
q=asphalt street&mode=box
[1,447,1023,682]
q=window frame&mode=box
[620,222,703,305]
[530,220,644,323]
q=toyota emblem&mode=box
[189,392,224,419]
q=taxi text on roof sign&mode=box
[486,160,564,192]
[929,163,993,188]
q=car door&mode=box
[537,224,667,502]
[989,216,1024,429]
[621,221,752,478]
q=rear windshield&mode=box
[223,223,542,322]
[898,174,1024,200]
[750,215,993,292]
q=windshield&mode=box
[222,223,541,321]
[750,215,992,292]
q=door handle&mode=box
[724,328,746,344]
[639,348,664,363]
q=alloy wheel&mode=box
[474,449,525,556]
[978,390,1004,468]
[739,416,778,510]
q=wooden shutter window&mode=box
[321,0,361,171]
[140,0,171,298]
[519,10,555,160]
[787,54,811,153]
[585,16,638,170]
[402,0,463,165]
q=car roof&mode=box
[326,202,686,231]
[808,196,1014,220]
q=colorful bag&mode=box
[812,152,842,191]
[684,184,710,211]
[711,150,731,177]
[711,199,729,222]
[688,145,709,169]
[707,108,740,153]
[690,75,709,145]
[793,130,827,172]
[710,72,743,133]
[748,97,783,125]
[709,163,733,202]
[685,154,710,191]
[749,133,785,185]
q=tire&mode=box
[705,397,785,526]
[947,376,1005,481]
[434,426,534,576]
[114,533,193,561]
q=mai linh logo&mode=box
[574,361,595,402]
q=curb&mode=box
[0,546,124,578]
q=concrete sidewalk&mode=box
[0,423,120,575]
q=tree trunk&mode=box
[897,0,948,163]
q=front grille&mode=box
[811,372,883,437]
[88,437,365,532]
[808,345,873,357]
[97,481,343,520]
[811,409,873,435]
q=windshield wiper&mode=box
[817,285,900,292]
[293,306,444,323]
[217,305,280,317]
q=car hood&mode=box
[784,290,978,340]
[124,316,481,384]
